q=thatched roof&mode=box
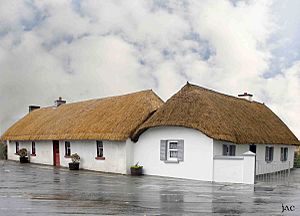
[1,90,163,141]
[132,83,300,145]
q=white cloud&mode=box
[0,0,299,139]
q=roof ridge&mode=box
[43,89,154,108]
[183,82,264,105]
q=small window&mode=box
[160,140,184,162]
[65,141,71,156]
[265,146,274,162]
[222,144,236,156]
[96,141,103,157]
[280,147,288,161]
[32,141,36,155]
[167,141,178,161]
[16,141,19,154]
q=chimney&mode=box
[54,97,66,107]
[238,92,253,101]
[29,105,40,113]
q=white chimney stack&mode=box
[238,92,253,101]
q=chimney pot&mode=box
[55,97,66,107]
[29,105,40,113]
[238,92,253,101]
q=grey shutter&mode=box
[177,140,184,161]
[160,140,167,161]
[280,147,284,161]
[230,145,236,156]
[222,144,228,156]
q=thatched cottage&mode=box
[1,83,299,184]
[1,90,163,174]
[131,83,300,183]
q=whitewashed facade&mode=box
[7,139,134,174]
[6,126,296,184]
[133,126,258,184]
[133,126,214,181]
[213,140,295,175]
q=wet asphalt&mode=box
[0,160,300,216]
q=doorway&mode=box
[249,144,256,154]
[53,140,60,167]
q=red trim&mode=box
[95,157,105,160]
[31,154,36,156]
[64,155,71,158]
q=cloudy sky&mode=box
[0,0,299,138]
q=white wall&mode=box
[213,140,296,174]
[7,140,53,165]
[213,152,255,184]
[133,126,214,181]
[59,140,129,174]
[255,144,295,174]
[7,139,131,174]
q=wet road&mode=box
[0,161,300,215]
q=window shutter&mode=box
[222,145,228,156]
[160,140,167,161]
[178,140,184,161]
[230,145,236,156]
[280,148,284,161]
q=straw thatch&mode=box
[1,90,163,141]
[132,83,300,145]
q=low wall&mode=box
[213,151,255,184]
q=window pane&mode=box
[65,141,71,156]
[265,147,269,161]
[96,141,103,157]
[284,148,288,161]
[16,142,19,153]
[169,142,177,149]
[170,151,178,158]
[269,147,274,161]
[97,141,103,147]
[32,142,35,154]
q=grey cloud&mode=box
[0,0,299,139]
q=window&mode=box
[167,141,178,161]
[16,142,19,154]
[222,144,236,156]
[65,141,71,156]
[160,139,184,162]
[265,146,274,162]
[32,141,36,155]
[280,147,288,161]
[96,141,104,158]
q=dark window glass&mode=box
[32,141,36,155]
[65,141,71,156]
[265,146,274,162]
[96,141,103,157]
[281,147,288,161]
[16,142,19,153]
[223,144,235,156]
[284,148,288,161]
